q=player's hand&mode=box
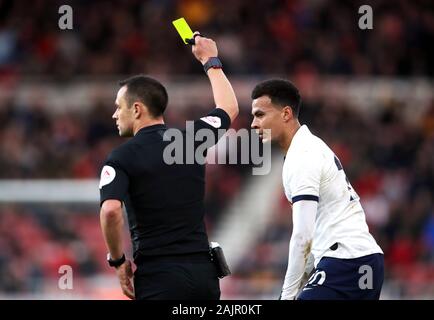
[115,259,135,299]
[191,31,218,65]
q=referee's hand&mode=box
[191,31,218,65]
[115,259,135,299]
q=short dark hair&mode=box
[119,75,168,118]
[251,79,301,117]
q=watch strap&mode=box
[203,57,223,73]
[107,253,126,268]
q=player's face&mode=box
[113,86,134,137]
[251,95,285,143]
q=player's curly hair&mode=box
[251,79,301,118]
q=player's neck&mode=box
[133,118,165,135]
[279,121,301,153]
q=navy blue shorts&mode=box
[297,253,384,300]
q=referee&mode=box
[99,34,238,300]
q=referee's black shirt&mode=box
[99,108,231,260]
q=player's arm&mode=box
[100,200,135,299]
[100,199,125,262]
[99,161,129,261]
[99,158,134,299]
[281,200,318,300]
[191,33,239,122]
[302,252,315,283]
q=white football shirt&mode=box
[282,125,383,267]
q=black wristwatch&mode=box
[203,57,223,73]
[107,253,126,268]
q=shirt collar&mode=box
[135,124,167,135]
[286,124,310,155]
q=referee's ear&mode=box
[133,102,143,119]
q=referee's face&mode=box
[113,86,134,137]
[251,95,285,143]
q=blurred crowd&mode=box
[0,0,433,299]
[0,0,433,80]
[0,93,433,298]
[0,204,105,293]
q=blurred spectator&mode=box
[0,0,432,79]
[0,0,433,299]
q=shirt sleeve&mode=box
[289,151,322,203]
[99,153,129,207]
[281,200,318,300]
[191,108,231,146]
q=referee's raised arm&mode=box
[191,32,239,122]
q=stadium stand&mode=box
[0,0,432,299]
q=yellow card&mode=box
[172,17,194,44]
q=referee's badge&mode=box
[99,165,116,189]
[200,116,221,128]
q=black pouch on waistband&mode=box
[209,242,231,279]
